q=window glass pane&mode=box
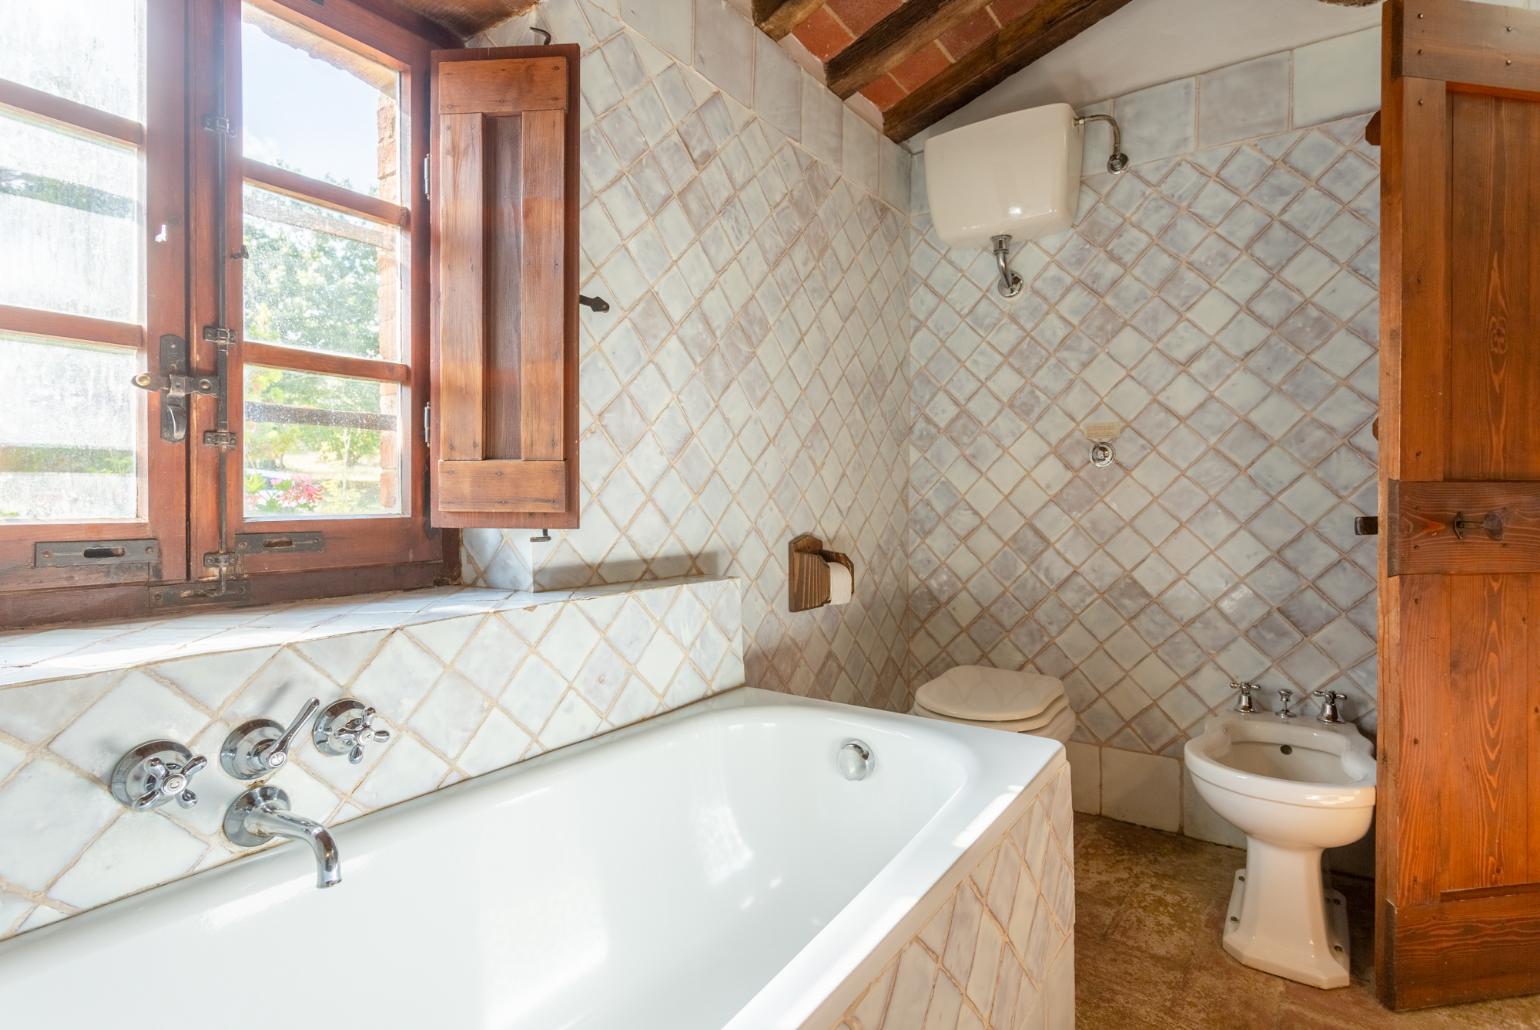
[0,335,140,523]
[0,112,144,323]
[243,184,402,361]
[244,366,403,519]
[241,4,401,202]
[0,0,146,122]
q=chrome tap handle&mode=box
[111,741,208,811]
[1230,680,1257,714]
[342,707,390,764]
[1312,689,1347,724]
[1277,689,1297,720]
[221,697,320,779]
[313,699,391,765]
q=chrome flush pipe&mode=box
[1075,113,1130,174]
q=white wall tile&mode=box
[1116,77,1196,165]
[693,0,753,105]
[752,31,801,142]
[619,0,692,61]
[1293,29,1380,129]
[802,79,844,166]
[1198,53,1289,147]
[843,106,880,193]
[1064,741,1100,814]
[1101,748,1180,831]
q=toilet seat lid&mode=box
[915,665,1066,722]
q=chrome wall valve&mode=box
[221,696,320,780]
[110,740,208,811]
[312,699,391,765]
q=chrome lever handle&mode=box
[221,697,320,780]
[265,696,321,770]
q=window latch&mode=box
[132,334,218,443]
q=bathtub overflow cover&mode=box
[838,739,874,781]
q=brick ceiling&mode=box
[756,0,1138,141]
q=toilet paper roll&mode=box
[828,563,853,606]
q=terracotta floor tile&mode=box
[1072,816,1540,1029]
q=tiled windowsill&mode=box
[0,576,733,688]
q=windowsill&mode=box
[0,575,733,688]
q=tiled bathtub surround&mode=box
[463,0,916,713]
[0,577,743,941]
[824,762,1075,1030]
[907,78,1381,823]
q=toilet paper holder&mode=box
[788,533,855,613]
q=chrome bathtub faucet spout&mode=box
[223,785,341,889]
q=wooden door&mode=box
[1378,0,1540,1009]
[429,46,580,528]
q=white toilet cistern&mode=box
[924,104,1129,298]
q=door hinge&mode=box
[202,114,234,136]
[423,154,430,200]
[202,430,238,450]
[423,402,431,446]
[202,551,240,571]
[202,325,235,345]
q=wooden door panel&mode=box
[1449,92,1540,479]
[1379,0,1540,1009]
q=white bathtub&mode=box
[0,688,1064,1028]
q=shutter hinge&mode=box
[423,155,430,200]
[202,325,235,345]
[202,114,234,136]
[202,551,240,571]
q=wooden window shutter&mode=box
[429,46,580,528]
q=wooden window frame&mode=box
[0,0,461,629]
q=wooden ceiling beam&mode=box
[825,0,994,100]
[753,0,828,40]
[882,0,1137,142]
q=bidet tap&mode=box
[1313,689,1347,724]
[1276,689,1297,720]
[1230,681,1258,714]
[223,785,341,888]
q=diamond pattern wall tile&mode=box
[909,114,1380,755]
[457,0,913,718]
[0,577,744,942]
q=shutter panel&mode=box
[429,46,580,528]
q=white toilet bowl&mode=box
[1184,713,1375,989]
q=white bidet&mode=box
[1184,712,1375,988]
